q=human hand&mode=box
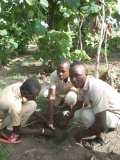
[62,110,70,117]
[48,123,55,130]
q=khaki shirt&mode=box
[49,70,78,106]
[0,82,23,126]
[50,70,73,97]
[78,76,120,114]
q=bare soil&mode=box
[0,56,120,160]
[5,128,120,160]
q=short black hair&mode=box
[70,60,87,74]
[59,59,70,68]
[20,78,41,96]
[70,60,83,68]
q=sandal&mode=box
[0,133,22,144]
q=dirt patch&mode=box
[0,57,120,160]
[4,111,120,160]
[5,132,120,160]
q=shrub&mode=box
[35,30,72,69]
[35,30,90,70]
[68,49,91,62]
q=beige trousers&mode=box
[0,100,37,129]
[74,108,120,129]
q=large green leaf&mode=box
[0,29,7,36]
[40,0,48,8]
[90,2,101,14]
[25,0,36,6]
[2,0,8,3]
[81,3,101,14]
[66,0,80,8]
[32,20,47,34]
[9,38,18,49]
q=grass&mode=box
[0,144,9,160]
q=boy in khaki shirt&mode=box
[0,78,40,143]
[48,59,77,130]
[70,61,120,145]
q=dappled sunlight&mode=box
[0,75,26,90]
[1,56,47,81]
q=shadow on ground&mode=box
[4,136,120,160]
[0,56,50,90]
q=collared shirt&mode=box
[0,82,23,114]
[50,70,74,96]
[78,76,120,114]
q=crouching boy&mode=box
[0,78,40,143]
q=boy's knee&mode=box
[27,100,37,111]
[74,109,95,128]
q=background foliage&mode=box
[0,0,119,67]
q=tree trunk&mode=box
[47,0,56,29]
[96,1,105,78]
[77,17,84,50]
[104,30,109,71]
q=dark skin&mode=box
[48,62,70,130]
[74,111,106,142]
[70,64,107,142]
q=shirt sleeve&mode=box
[49,71,57,90]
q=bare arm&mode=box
[88,110,106,135]
[48,88,56,129]
[75,111,106,141]
[64,100,84,121]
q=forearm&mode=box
[48,99,55,124]
[75,111,106,141]
[70,100,83,116]
[75,124,103,141]
[89,111,106,135]
[88,122,105,135]
[82,110,106,137]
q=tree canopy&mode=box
[0,0,119,67]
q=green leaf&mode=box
[32,20,47,34]
[81,6,89,12]
[9,39,18,49]
[0,29,7,36]
[90,2,101,13]
[28,10,34,18]
[81,3,101,14]
[19,0,24,3]
[40,0,48,8]
[25,0,35,6]
[66,0,80,8]
[0,3,1,13]
[2,0,8,3]
[70,49,91,62]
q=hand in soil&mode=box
[48,124,56,130]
